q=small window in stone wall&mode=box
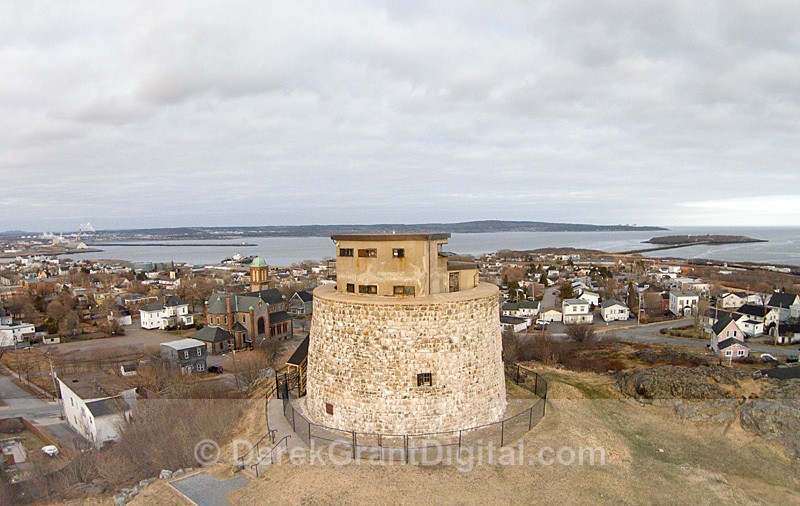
[339,248,354,257]
[346,283,355,293]
[325,402,334,415]
[358,248,377,258]
[359,285,377,295]
[393,286,415,296]
[417,372,432,387]
[393,248,404,258]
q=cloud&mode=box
[0,1,798,230]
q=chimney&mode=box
[226,297,233,332]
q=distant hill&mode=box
[83,221,666,240]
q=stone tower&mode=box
[249,256,269,292]
[306,233,506,434]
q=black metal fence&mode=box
[279,367,548,462]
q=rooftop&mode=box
[161,338,205,351]
[58,371,134,400]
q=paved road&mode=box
[0,373,61,422]
[536,316,799,358]
[612,322,798,357]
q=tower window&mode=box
[358,248,377,258]
[393,286,415,296]
[393,248,404,258]
[339,248,354,257]
[325,402,334,415]
[346,283,355,293]
[417,372,432,387]
[358,285,377,295]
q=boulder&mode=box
[740,380,800,457]
[113,492,128,506]
[159,469,172,479]
[673,399,740,423]
[616,366,749,401]
[76,482,106,495]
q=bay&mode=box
[55,226,799,267]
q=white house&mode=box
[140,296,193,330]
[56,372,137,448]
[540,309,562,322]
[718,292,748,309]
[600,299,629,322]
[501,299,540,318]
[0,322,36,347]
[577,290,600,307]
[107,306,132,326]
[736,304,780,329]
[500,316,529,333]
[562,299,593,325]
[669,291,699,317]
[766,292,800,322]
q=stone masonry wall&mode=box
[306,283,506,434]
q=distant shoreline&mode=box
[87,243,257,247]
[615,234,767,254]
[1,220,668,241]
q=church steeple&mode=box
[249,256,269,292]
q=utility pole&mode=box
[637,291,643,326]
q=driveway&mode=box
[0,373,61,423]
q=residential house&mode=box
[705,308,763,337]
[562,299,593,325]
[119,294,159,310]
[718,292,748,309]
[736,304,780,330]
[0,322,35,347]
[287,290,313,316]
[539,309,562,322]
[140,296,193,330]
[160,338,207,373]
[577,290,600,307]
[766,292,800,322]
[669,291,698,317]
[776,323,800,345]
[0,308,11,325]
[500,316,529,333]
[56,372,137,448]
[501,299,540,318]
[190,326,236,355]
[107,306,132,326]
[600,299,629,322]
[709,315,750,360]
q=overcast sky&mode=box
[2,1,799,231]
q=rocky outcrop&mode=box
[740,380,800,457]
[615,366,750,402]
[673,399,741,423]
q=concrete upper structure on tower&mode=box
[331,233,479,297]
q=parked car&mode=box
[760,353,778,362]
[208,365,224,374]
[534,319,549,326]
[787,356,799,364]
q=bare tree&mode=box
[566,323,596,343]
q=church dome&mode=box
[250,257,268,268]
